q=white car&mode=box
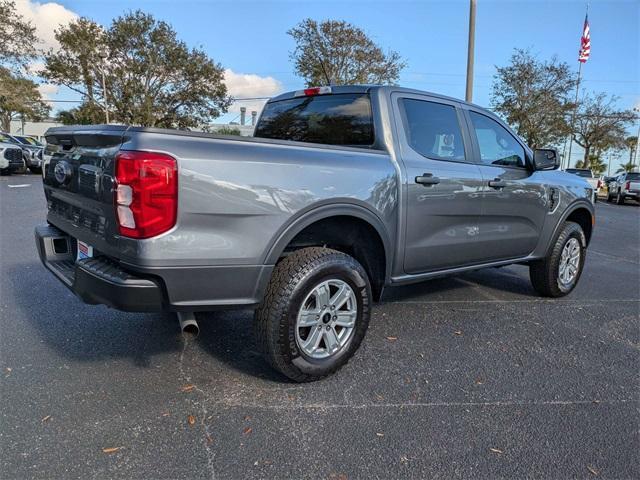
[0,141,26,175]
[565,168,599,203]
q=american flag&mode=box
[578,14,591,63]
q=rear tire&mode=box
[255,247,371,382]
[529,221,586,297]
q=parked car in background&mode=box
[565,168,599,202]
[0,140,27,175]
[35,85,595,381]
[0,132,44,174]
[607,171,640,204]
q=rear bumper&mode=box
[35,224,273,312]
[35,224,164,312]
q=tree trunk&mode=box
[583,145,591,169]
[0,113,11,132]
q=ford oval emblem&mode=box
[54,161,72,184]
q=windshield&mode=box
[19,136,41,146]
[0,133,19,145]
[566,169,593,178]
[254,93,375,147]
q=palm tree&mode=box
[575,155,606,175]
[624,136,638,164]
[616,160,638,173]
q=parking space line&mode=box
[207,398,635,411]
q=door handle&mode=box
[488,178,507,189]
[415,173,441,186]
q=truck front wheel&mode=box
[255,247,371,382]
[529,221,586,297]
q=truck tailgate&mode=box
[43,126,127,258]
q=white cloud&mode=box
[224,69,282,98]
[224,69,283,118]
[37,83,58,97]
[14,0,78,51]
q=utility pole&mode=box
[465,0,476,103]
[635,108,640,170]
[98,48,109,124]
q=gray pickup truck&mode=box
[36,85,595,381]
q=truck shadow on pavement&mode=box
[9,260,536,381]
[8,263,181,369]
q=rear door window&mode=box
[399,98,466,162]
[254,93,374,147]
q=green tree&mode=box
[42,18,107,123]
[491,49,576,149]
[0,67,50,131]
[42,11,231,128]
[573,92,636,168]
[288,19,406,86]
[213,126,242,135]
[616,160,638,173]
[624,135,637,164]
[55,102,104,125]
[0,0,39,72]
[575,154,606,175]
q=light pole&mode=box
[465,0,476,102]
[98,48,109,124]
[634,108,640,170]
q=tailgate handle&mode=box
[415,173,440,186]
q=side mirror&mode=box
[533,148,560,170]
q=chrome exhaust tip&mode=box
[177,312,199,337]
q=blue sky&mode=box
[21,0,640,164]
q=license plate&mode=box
[77,240,94,261]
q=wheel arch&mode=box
[263,203,393,300]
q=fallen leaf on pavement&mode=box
[386,336,397,341]
[400,455,409,463]
[243,427,252,435]
[489,448,503,454]
[41,415,51,423]
[244,415,251,421]
[587,466,599,476]
[206,434,213,445]
[102,447,121,454]
[161,412,170,417]
[454,330,463,335]
[187,415,196,426]
[475,378,484,385]
[180,384,195,392]
[376,432,384,437]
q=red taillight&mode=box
[626,181,631,190]
[114,150,177,239]
[597,179,602,189]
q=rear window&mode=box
[254,93,374,147]
[566,169,593,178]
[627,173,640,180]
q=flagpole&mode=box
[566,3,589,170]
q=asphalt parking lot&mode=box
[1,173,638,480]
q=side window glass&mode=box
[400,98,466,162]
[469,111,525,167]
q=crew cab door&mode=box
[463,108,547,261]
[392,93,485,274]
